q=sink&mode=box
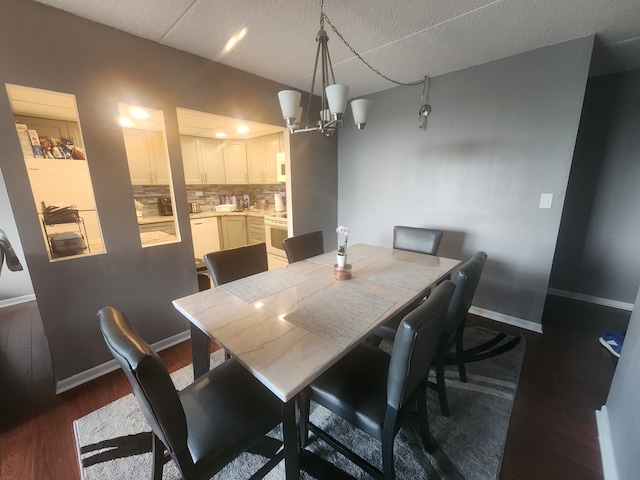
[214,204,236,212]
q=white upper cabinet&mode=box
[246,133,282,184]
[222,140,248,184]
[123,128,170,185]
[181,136,225,184]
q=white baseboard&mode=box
[547,288,634,311]
[468,306,543,333]
[596,406,619,480]
[55,330,191,394]
[0,293,36,309]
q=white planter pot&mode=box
[337,254,347,267]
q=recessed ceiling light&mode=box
[221,27,248,56]
[119,117,135,127]
[237,125,250,134]
[215,132,227,138]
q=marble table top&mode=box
[173,243,460,402]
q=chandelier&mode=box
[277,1,371,137]
[277,1,431,137]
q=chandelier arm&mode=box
[323,13,425,87]
[306,32,324,129]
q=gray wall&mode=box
[338,37,594,328]
[550,71,640,305]
[0,0,337,387]
[601,287,640,478]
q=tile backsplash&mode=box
[132,184,286,216]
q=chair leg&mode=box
[435,356,450,417]
[455,326,467,383]
[381,426,396,480]
[151,433,165,480]
[417,387,437,454]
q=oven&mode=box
[264,213,289,269]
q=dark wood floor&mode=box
[0,295,630,479]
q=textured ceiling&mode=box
[32,0,640,100]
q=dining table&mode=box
[172,243,460,479]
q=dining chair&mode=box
[376,251,488,417]
[393,225,443,256]
[195,243,270,376]
[282,230,324,263]
[299,280,456,480]
[367,225,446,347]
[203,242,269,286]
[97,306,284,480]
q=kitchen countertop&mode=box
[138,210,270,225]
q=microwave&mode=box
[276,152,286,182]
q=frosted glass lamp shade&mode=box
[278,90,302,120]
[325,84,349,115]
[351,99,372,128]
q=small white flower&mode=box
[336,226,349,256]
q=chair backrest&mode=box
[387,280,455,410]
[393,226,443,256]
[204,242,268,286]
[97,306,195,476]
[444,251,487,337]
[282,230,324,263]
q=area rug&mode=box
[73,327,524,479]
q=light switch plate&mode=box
[539,193,553,208]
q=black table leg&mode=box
[190,323,210,380]
[282,398,300,479]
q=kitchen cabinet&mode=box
[246,133,282,184]
[190,217,221,259]
[219,215,247,249]
[180,136,225,185]
[222,140,248,184]
[123,128,170,185]
[246,216,265,244]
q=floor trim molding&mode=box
[0,293,36,309]
[548,288,633,311]
[469,306,543,333]
[55,330,191,394]
[596,406,619,480]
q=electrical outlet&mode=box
[539,193,553,209]
[194,191,203,197]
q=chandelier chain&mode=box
[321,12,425,88]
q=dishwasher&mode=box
[190,217,221,260]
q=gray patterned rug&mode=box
[73,327,524,479]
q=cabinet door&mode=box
[123,129,152,185]
[222,141,248,184]
[200,138,226,184]
[220,216,247,249]
[246,137,264,184]
[180,136,203,184]
[147,130,170,185]
[263,134,281,183]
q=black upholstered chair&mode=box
[368,226,446,347]
[299,281,455,480]
[393,225,443,255]
[203,242,268,286]
[376,251,488,417]
[282,230,324,263]
[98,306,283,480]
[194,243,269,375]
